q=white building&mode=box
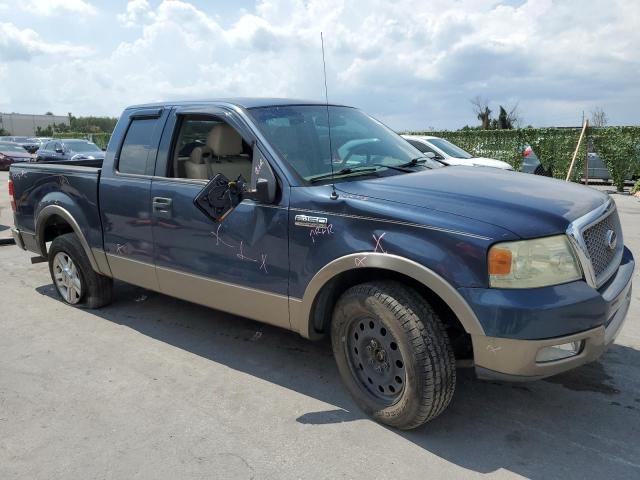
[0,113,70,136]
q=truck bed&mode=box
[10,161,104,256]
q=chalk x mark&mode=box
[373,232,387,254]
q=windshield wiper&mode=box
[397,156,432,168]
[370,163,415,173]
[308,166,380,183]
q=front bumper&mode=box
[467,247,634,381]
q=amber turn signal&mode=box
[488,247,512,275]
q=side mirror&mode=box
[247,144,277,204]
[55,147,64,153]
[424,152,436,159]
[244,178,274,204]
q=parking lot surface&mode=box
[1,170,639,479]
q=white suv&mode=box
[403,135,514,170]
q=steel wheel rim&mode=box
[53,252,82,305]
[345,315,406,404]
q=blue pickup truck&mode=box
[8,99,634,429]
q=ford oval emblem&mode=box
[606,229,617,250]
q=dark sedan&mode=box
[0,136,40,153]
[36,139,105,163]
[0,142,33,170]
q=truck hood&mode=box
[336,167,608,238]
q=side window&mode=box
[167,115,253,181]
[118,118,158,175]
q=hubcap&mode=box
[53,252,82,304]
[346,316,406,403]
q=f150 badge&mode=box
[295,214,328,228]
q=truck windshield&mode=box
[428,138,474,159]
[249,105,441,182]
[65,141,102,153]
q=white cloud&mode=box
[21,0,96,16]
[1,0,639,128]
[118,0,154,27]
[0,22,92,61]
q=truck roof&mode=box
[126,97,351,110]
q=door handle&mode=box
[152,197,173,217]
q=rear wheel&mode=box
[48,233,113,309]
[331,281,456,430]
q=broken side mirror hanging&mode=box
[194,173,245,222]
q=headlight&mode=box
[488,235,582,288]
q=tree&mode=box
[471,97,521,130]
[497,103,520,129]
[471,96,491,129]
[590,106,608,127]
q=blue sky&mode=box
[0,0,638,130]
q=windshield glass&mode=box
[65,141,101,153]
[0,142,28,152]
[249,105,441,181]
[428,138,473,159]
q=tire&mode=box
[48,233,113,309]
[331,281,456,430]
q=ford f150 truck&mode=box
[9,99,634,429]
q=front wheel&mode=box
[331,281,456,430]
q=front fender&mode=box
[290,252,486,339]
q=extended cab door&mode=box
[99,107,170,290]
[149,107,291,329]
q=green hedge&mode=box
[406,127,640,191]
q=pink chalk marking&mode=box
[236,241,257,262]
[372,232,387,254]
[355,256,367,266]
[211,224,235,248]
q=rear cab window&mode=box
[117,118,160,175]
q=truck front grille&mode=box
[581,207,623,284]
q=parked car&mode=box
[520,145,551,176]
[30,137,53,151]
[0,141,33,170]
[9,99,633,430]
[0,136,40,153]
[584,152,611,180]
[521,147,632,181]
[35,139,105,162]
[402,135,514,170]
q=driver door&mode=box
[150,108,291,329]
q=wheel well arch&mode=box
[40,214,74,246]
[35,205,101,273]
[308,267,474,359]
[292,253,484,359]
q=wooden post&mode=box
[566,119,588,182]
